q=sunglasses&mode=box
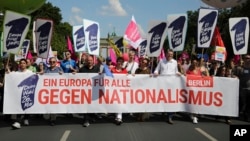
[49,61,56,63]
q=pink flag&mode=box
[158,48,166,60]
[124,16,143,49]
[67,36,78,61]
[109,48,117,65]
[67,36,74,53]
[26,50,33,60]
[233,55,241,64]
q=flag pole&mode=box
[201,48,204,60]
[150,57,154,74]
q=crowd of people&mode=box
[0,48,249,129]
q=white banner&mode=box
[197,8,218,48]
[229,17,249,55]
[83,19,100,56]
[73,25,86,52]
[3,10,31,54]
[167,14,187,52]
[146,21,167,57]
[34,18,53,59]
[4,73,239,116]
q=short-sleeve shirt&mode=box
[60,59,77,73]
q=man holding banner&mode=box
[78,55,100,127]
[44,57,63,126]
[153,49,182,124]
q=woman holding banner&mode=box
[135,57,151,121]
[111,57,128,125]
[186,59,202,124]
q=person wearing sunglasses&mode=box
[44,57,63,126]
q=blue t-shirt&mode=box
[60,59,77,73]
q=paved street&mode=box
[0,113,249,141]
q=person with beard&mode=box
[79,55,100,127]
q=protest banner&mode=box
[4,73,239,117]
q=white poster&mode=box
[215,46,226,62]
[14,39,30,61]
[197,8,218,48]
[34,18,53,59]
[146,21,167,57]
[3,10,31,54]
[83,19,100,56]
[73,25,86,52]
[167,14,187,51]
[138,39,147,57]
[229,17,249,55]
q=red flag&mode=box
[211,27,227,60]
[211,27,225,47]
[66,36,78,61]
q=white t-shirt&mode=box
[18,69,33,73]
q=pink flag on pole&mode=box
[67,36,74,53]
[109,48,117,65]
[67,36,78,61]
[26,50,33,60]
[158,48,166,60]
[124,15,143,49]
